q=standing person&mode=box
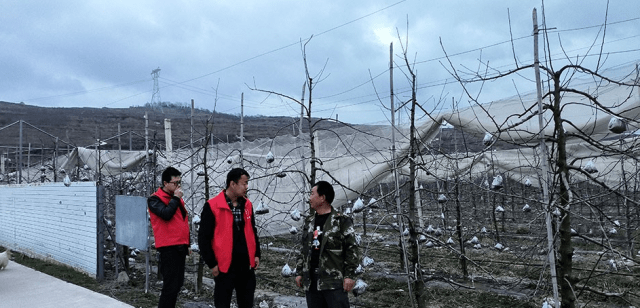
[198,168,261,308]
[148,166,190,308]
[295,181,361,308]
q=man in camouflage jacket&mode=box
[295,181,361,308]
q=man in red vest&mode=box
[148,167,190,308]
[198,168,261,308]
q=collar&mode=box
[161,187,173,196]
[223,190,246,209]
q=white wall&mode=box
[0,182,98,276]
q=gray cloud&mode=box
[2,0,638,124]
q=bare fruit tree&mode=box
[440,7,640,308]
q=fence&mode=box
[0,181,104,278]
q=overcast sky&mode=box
[2,0,639,125]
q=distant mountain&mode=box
[0,101,348,151]
[0,101,506,162]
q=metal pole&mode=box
[533,8,560,308]
[389,42,415,307]
[190,99,195,211]
[18,120,23,183]
[145,112,150,194]
[240,93,244,168]
[143,108,150,293]
[54,137,58,182]
[118,123,123,175]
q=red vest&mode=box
[149,188,190,248]
[207,191,257,273]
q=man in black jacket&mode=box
[198,168,261,308]
[148,167,190,308]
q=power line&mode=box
[25,7,639,124]
[165,0,408,87]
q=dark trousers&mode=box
[213,269,256,308]
[157,246,187,308]
[305,288,350,308]
[305,270,350,308]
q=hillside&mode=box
[0,101,349,151]
[0,101,516,160]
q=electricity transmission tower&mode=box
[151,67,162,111]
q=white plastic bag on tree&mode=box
[255,201,269,214]
[281,263,293,277]
[352,279,368,297]
[266,151,275,163]
[491,175,503,190]
[434,228,443,236]
[226,155,236,164]
[190,243,200,252]
[583,160,598,174]
[368,197,377,207]
[402,228,410,236]
[438,194,448,203]
[425,225,435,234]
[352,198,365,213]
[290,208,301,221]
[362,256,374,267]
[483,132,495,146]
[608,117,626,134]
[289,226,298,234]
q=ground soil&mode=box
[4,213,638,308]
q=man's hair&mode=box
[161,167,181,184]
[226,168,250,188]
[314,181,335,204]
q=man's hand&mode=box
[211,265,219,277]
[254,257,260,269]
[343,277,355,292]
[295,275,303,288]
[174,188,184,199]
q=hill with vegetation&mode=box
[0,101,351,151]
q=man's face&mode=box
[309,185,324,211]
[230,174,249,197]
[164,175,181,195]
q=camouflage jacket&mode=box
[295,207,361,291]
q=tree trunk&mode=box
[454,176,468,278]
[552,75,576,308]
[407,73,425,308]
